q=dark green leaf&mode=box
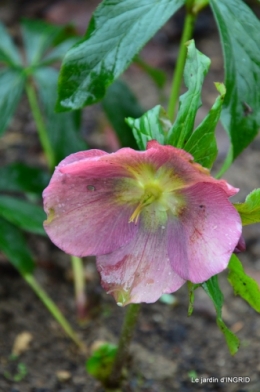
[0,217,34,274]
[202,276,239,355]
[184,82,225,168]
[86,343,117,382]
[21,19,64,66]
[0,196,46,236]
[210,0,260,160]
[234,189,260,225]
[167,40,211,148]
[126,105,172,150]
[34,67,87,164]
[228,254,260,312]
[0,163,50,195]
[0,22,22,66]
[102,80,143,149]
[134,56,166,89]
[0,69,25,136]
[56,0,185,111]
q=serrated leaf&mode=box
[0,196,46,236]
[34,67,87,164]
[0,217,35,274]
[167,40,211,148]
[202,276,239,355]
[0,22,22,66]
[86,343,117,382]
[126,105,172,150]
[228,254,260,312]
[0,69,25,136]
[184,82,225,168]
[234,189,260,225]
[56,0,185,111]
[21,19,64,66]
[210,0,260,160]
[102,80,143,149]
[0,163,50,195]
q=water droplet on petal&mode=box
[87,185,96,191]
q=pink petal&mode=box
[43,150,138,257]
[97,220,185,306]
[167,183,242,283]
[147,141,239,197]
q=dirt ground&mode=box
[0,1,260,391]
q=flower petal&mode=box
[167,182,242,283]
[97,220,185,306]
[43,150,138,257]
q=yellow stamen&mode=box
[129,185,162,224]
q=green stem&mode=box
[106,304,141,388]
[23,272,86,351]
[71,255,87,321]
[167,7,196,121]
[25,81,55,171]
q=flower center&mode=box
[129,183,162,224]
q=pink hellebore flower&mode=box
[43,141,242,306]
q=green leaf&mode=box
[126,105,172,150]
[202,276,239,355]
[209,0,260,160]
[0,196,46,236]
[0,69,25,136]
[0,163,50,195]
[102,80,143,149]
[228,254,260,312]
[86,343,117,382]
[41,37,80,66]
[187,282,200,316]
[56,0,185,111]
[184,82,225,168]
[0,217,35,274]
[167,40,211,148]
[234,189,260,225]
[216,318,239,355]
[134,56,166,89]
[34,67,87,164]
[0,22,22,66]
[21,19,65,66]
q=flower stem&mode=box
[71,255,88,321]
[25,81,55,171]
[26,82,88,321]
[167,5,196,121]
[23,272,86,351]
[106,303,141,388]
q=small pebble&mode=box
[56,370,72,382]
